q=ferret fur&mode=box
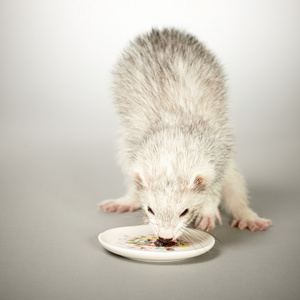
[100,28,271,239]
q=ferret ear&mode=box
[188,173,206,191]
[134,171,148,189]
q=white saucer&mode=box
[98,224,215,263]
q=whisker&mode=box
[180,231,205,256]
[179,227,217,257]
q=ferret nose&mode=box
[158,237,173,243]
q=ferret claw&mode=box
[231,218,271,231]
[195,211,222,231]
[99,198,140,213]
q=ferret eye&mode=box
[148,206,155,215]
[180,209,189,217]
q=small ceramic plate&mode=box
[98,224,215,263]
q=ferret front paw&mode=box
[231,218,271,231]
[195,209,222,231]
[99,197,141,213]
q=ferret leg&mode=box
[222,160,271,231]
[195,190,222,231]
[99,187,141,213]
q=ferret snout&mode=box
[158,237,173,244]
[157,228,174,241]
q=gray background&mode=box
[1,0,300,299]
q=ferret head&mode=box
[134,170,213,241]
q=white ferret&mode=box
[100,28,271,242]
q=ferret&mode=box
[99,28,271,242]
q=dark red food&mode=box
[154,239,177,247]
